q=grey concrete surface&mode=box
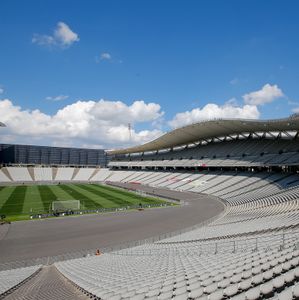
[0,186,225,263]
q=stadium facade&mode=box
[0,144,108,167]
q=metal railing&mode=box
[112,230,299,256]
[0,226,298,271]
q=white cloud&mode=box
[0,83,286,149]
[32,34,55,46]
[95,52,121,64]
[291,107,299,113]
[0,87,4,94]
[32,22,79,49]
[169,103,260,128]
[100,53,112,60]
[46,95,69,101]
[168,84,284,129]
[54,22,79,46]
[0,99,164,149]
[243,84,284,106]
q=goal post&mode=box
[52,200,80,212]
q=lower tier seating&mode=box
[54,169,299,300]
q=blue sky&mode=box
[0,0,299,148]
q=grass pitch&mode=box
[0,184,169,221]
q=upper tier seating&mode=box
[109,138,299,168]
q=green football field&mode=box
[0,184,169,221]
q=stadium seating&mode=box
[54,167,75,181]
[1,165,299,299]
[108,137,299,168]
[107,170,136,182]
[6,167,33,182]
[0,168,11,182]
[50,167,299,300]
[72,168,96,181]
[0,265,41,296]
[89,168,113,181]
[56,236,299,300]
[0,167,115,183]
[34,167,53,181]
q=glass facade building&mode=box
[0,144,107,166]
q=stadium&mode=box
[0,116,299,300]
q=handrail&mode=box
[113,229,299,256]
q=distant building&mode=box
[0,144,108,167]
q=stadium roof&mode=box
[108,116,299,155]
[0,122,6,127]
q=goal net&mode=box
[52,200,80,211]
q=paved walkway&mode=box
[3,265,88,300]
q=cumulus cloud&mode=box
[243,84,284,106]
[0,99,164,149]
[169,103,260,129]
[32,22,79,49]
[54,22,79,46]
[46,95,69,101]
[0,83,286,149]
[168,83,284,129]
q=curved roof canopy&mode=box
[107,117,299,155]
